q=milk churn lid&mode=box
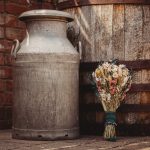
[19,10,74,22]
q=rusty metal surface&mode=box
[12,10,80,140]
[58,0,150,10]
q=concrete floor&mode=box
[0,130,150,150]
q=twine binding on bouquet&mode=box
[104,112,117,141]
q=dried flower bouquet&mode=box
[92,60,132,141]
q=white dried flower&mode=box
[101,78,106,84]
[106,93,111,101]
[92,72,95,78]
[122,69,129,76]
[111,65,118,72]
[102,62,110,69]
[119,64,126,68]
[96,77,100,81]
[122,76,129,87]
[113,72,119,78]
[100,93,106,101]
[118,67,123,77]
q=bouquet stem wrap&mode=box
[104,112,116,141]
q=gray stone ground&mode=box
[0,130,150,150]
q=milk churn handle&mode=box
[79,41,82,60]
[11,39,20,58]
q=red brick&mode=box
[44,0,52,2]
[0,53,5,65]
[5,92,13,106]
[31,0,52,2]
[6,2,27,15]
[0,13,5,26]
[0,43,5,52]
[0,106,6,120]
[4,106,12,120]
[6,27,25,41]
[0,80,12,92]
[0,92,5,105]
[29,2,42,10]
[29,1,53,10]
[42,2,54,9]
[0,67,12,79]
[0,1,5,13]
[4,54,13,65]
[5,80,13,91]
[0,40,13,53]
[8,0,28,5]
[0,92,13,106]
[0,27,4,38]
[0,80,5,91]
[5,14,26,29]
[0,120,12,129]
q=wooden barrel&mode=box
[58,0,150,135]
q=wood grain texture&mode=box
[58,0,150,10]
[79,6,93,62]
[124,5,143,101]
[141,5,150,123]
[112,5,125,60]
[142,6,150,84]
[124,5,143,124]
[100,5,113,60]
[91,6,102,61]
[66,5,113,62]
[62,3,150,130]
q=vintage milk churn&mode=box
[12,10,79,140]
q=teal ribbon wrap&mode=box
[105,112,116,126]
[105,112,117,141]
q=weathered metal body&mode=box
[12,10,79,140]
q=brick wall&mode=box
[0,0,54,129]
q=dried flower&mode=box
[92,60,132,141]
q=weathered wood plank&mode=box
[125,5,143,102]
[112,5,125,60]
[79,5,114,62]
[80,60,150,71]
[79,6,93,62]
[124,5,143,123]
[92,6,102,61]
[125,6,143,61]
[141,5,150,112]
[80,104,150,112]
[100,5,113,60]
[142,6,150,85]
[58,0,150,10]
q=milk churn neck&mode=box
[19,9,74,22]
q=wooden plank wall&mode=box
[58,1,150,135]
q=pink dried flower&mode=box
[110,88,116,95]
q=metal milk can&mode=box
[12,10,79,140]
